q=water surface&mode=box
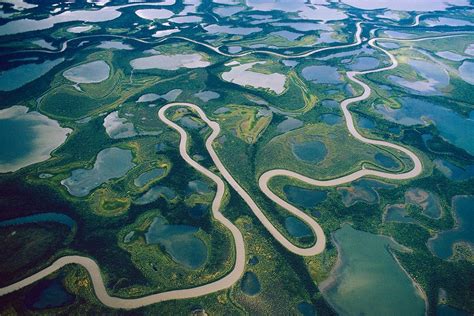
[0,106,70,173]
[428,196,474,259]
[321,224,426,316]
[61,147,135,197]
[291,140,327,163]
[0,58,64,91]
[63,60,110,84]
[145,217,207,269]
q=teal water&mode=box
[349,56,380,71]
[437,304,471,316]
[434,159,474,181]
[145,217,207,269]
[358,116,376,129]
[339,179,394,207]
[0,213,75,229]
[277,117,303,133]
[0,58,64,91]
[0,106,70,173]
[292,140,327,163]
[285,216,312,238]
[188,180,212,194]
[61,148,135,197]
[25,279,74,310]
[458,61,474,85]
[297,302,316,316]
[134,168,165,187]
[375,153,399,169]
[321,113,342,125]
[385,205,417,224]
[189,204,208,219]
[321,224,425,316]
[405,188,441,219]
[240,271,261,296]
[134,185,176,205]
[376,97,474,155]
[428,196,474,259]
[302,65,341,84]
[284,185,327,208]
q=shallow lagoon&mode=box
[188,180,212,195]
[321,113,342,125]
[0,106,70,173]
[338,179,394,207]
[222,61,286,94]
[134,185,176,205]
[301,65,341,84]
[25,278,74,310]
[348,56,380,71]
[285,216,312,238]
[240,271,261,296]
[384,204,417,224]
[61,147,135,197]
[321,224,425,316]
[137,89,182,103]
[434,159,474,181]
[276,117,303,133]
[428,196,474,259]
[405,188,442,219]
[375,152,399,169]
[131,53,210,71]
[145,217,207,269]
[0,58,64,91]
[67,25,92,33]
[204,24,261,35]
[376,97,474,155]
[389,59,449,94]
[284,185,327,208]
[458,61,474,85]
[134,168,165,187]
[134,9,173,20]
[194,90,219,102]
[291,140,327,163]
[63,60,110,84]
[339,0,468,11]
[103,111,137,139]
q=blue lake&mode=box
[145,217,207,269]
[376,97,474,155]
[428,196,474,260]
